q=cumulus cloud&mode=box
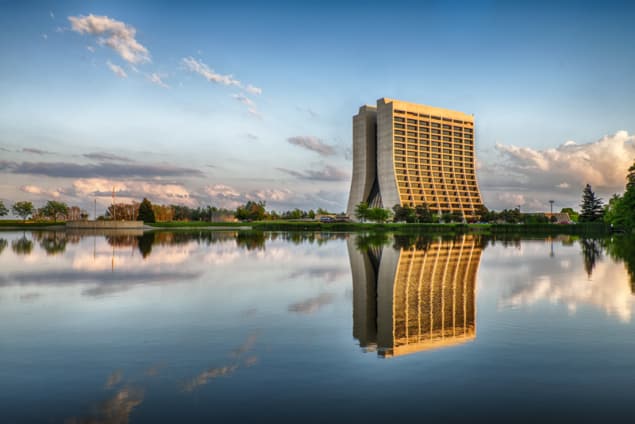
[480,130,635,211]
[72,178,197,206]
[3,160,203,178]
[68,14,150,64]
[495,131,635,190]
[83,152,133,162]
[277,165,349,181]
[182,57,240,86]
[147,73,169,88]
[287,136,336,156]
[106,60,127,78]
[20,185,62,198]
[200,184,294,209]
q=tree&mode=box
[137,198,156,223]
[392,204,415,223]
[0,200,8,217]
[235,201,266,221]
[366,207,392,223]
[415,204,433,223]
[40,200,69,222]
[12,201,34,221]
[579,184,604,222]
[354,202,369,222]
[560,207,579,223]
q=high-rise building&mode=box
[348,234,481,358]
[347,98,483,221]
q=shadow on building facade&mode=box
[348,235,482,358]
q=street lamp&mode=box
[549,200,554,222]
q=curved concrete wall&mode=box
[346,106,377,217]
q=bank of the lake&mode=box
[0,219,615,236]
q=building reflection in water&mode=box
[348,235,483,358]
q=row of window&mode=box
[393,110,473,126]
[394,148,475,157]
[394,122,474,133]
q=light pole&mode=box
[549,200,554,222]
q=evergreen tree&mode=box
[137,198,156,223]
[579,184,604,222]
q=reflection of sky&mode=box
[3,232,635,421]
[482,239,634,322]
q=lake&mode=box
[1,230,635,422]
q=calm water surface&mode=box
[1,230,635,422]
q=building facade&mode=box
[347,98,483,221]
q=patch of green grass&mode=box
[0,220,65,228]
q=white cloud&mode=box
[480,130,635,211]
[106,61,127,78]
[72,178,196,206]
[147,73,169,88]
[20,185,62,198]
[181,57,240,86]
[68,14,150,64]
[87,45,95,53]
[245,84,262,95]
[232,93,255,107]
[495,130,635,191]
[181,57,263,100]
[247,188,293,202]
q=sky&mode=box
[1,0,635,215]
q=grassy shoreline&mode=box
[0,219,612,236]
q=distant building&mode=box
[347,98,483,221]
[544,212,572,224]
[348,235,482,358]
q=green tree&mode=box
[235,201,266,221]
[392,204,415,223]
[137,198,156,223]
[579,184,604,222]
[12,201,34,221]
[354,202,369,222]
[0,200,8,217]
[366,207,392,223]
[40,200,69,222]
[611,162,635,228]
[560,207,579,223]
[415,204,433,223]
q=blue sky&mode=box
[1,0,635,214]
